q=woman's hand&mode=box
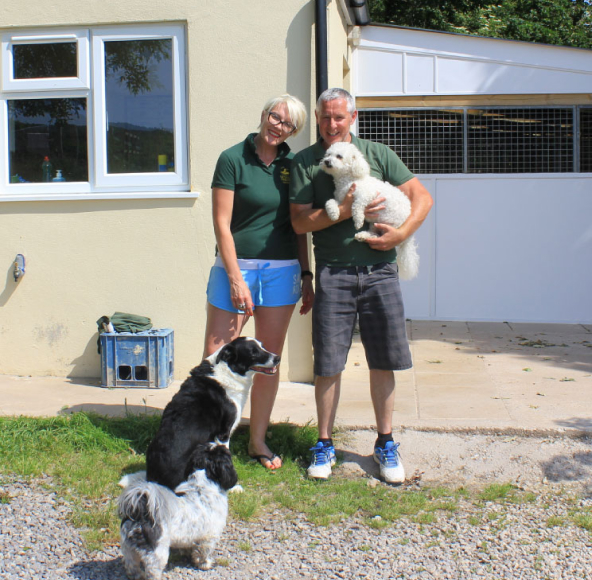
[230,278,253,317]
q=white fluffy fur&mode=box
[118,469,229,580]
[320,141,419,280]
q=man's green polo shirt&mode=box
[289,134,414,267]
[211,133,298,260]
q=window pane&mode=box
[358,109,464,173]
[581,108,592,173]
[13,43,77,79]
[104,39,174,174]
[467,108,573,173]
[8,98,88,183]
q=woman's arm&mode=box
[212,187,253,315]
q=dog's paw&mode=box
[325,199,340,221]
[197,559,213,571]
[228,484,244,494]
[354,231,377,242]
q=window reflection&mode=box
[104,39,174,174]
[13,43,77,79]
[8,98,88,183]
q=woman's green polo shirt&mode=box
[211,133,298,260]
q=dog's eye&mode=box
[336,155,343,160]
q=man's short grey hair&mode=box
[316,88,356,115]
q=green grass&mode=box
[1,412,590,552]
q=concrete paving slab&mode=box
[1,321,590,437]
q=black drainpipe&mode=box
[315,1,371,102]
[315,0,328,102]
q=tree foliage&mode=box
[368,0,592,49]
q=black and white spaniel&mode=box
[117,337,280,579]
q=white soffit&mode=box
[355,25,592,96]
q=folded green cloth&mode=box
[110,312,153,333]
[96,312,153,353]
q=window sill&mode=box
[0,191,200,202]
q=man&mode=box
[289,88,433,483]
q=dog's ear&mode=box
[217,338,252,375]
[216,342,238,366]
[349,150,368,179]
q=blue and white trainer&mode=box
[373,441,405,484]
[307,442,336,479]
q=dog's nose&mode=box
[323,160,332,168]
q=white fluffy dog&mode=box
[118,444,237,580]
[320,141,419,280]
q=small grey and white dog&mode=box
[320,141,419,280]
[118,444,237,580]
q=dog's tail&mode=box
[397,236,420,280]
[117,474,175,526]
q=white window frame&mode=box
[0,24,190,201]
[1,29,90,92]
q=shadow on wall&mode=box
[68,334,103,379]
[0,261,20,307]
[286,3,313,136]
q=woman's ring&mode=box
[238,303,246,309]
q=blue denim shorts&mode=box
[312,262,412,376]
[207,257,301,313]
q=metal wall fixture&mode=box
[13,254,25,281]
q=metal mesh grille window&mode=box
[358,107,590,174]
[357,109,463,173]
[467,108,573,173]
[581,108,592,173]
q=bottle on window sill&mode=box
[52,170,66,182]
[42,156,53,182]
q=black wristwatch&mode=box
[301,270,314,281]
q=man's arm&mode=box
[290,189,355,235]
[364,177,433,251]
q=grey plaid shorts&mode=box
[312,262,412,377]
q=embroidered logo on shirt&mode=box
[280,167,290,184]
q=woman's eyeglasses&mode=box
[268,111,296,134]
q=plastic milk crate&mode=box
[100,329,174,388]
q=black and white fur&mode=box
[145,336,280,491]
[320,141,419,280]
[118,444,237,580]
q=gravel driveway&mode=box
[2,430,592,580]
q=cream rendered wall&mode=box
[0,0,331,381]
[327,1,353,92]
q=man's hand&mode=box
[337,184,356,220]
[299,278,315,315]
[364,223,406,251]
[364,195,386,220]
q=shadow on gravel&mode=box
[542,419,592,495]
[69,557,126,579]
[69,554,203,579]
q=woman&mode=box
[203,94,313,470]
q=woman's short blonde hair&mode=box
[258,94,307,137]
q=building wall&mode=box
[352,25,592,324]
[0,0,348,380]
